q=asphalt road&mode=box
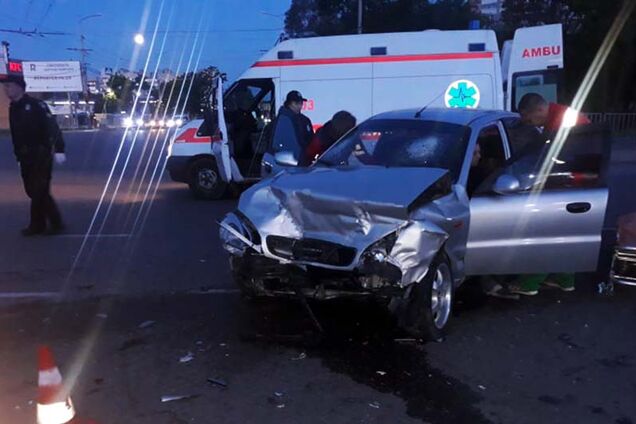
[0,129,635,424]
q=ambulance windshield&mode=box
[318,119,469,181]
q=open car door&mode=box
[466,123,611,275]
[505,24,564,111]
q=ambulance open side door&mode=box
[211,75,232,183]
[505,24,564,111]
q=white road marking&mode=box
[56,234,131,239]
[0,289,240,300]
[0,292,59,299]
[191,288,240,294]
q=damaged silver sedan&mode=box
[220,109,610,340]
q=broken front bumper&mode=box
[610,247,636,286]
[230,252,405,300]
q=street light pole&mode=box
[357,0,363,34]
[76,14,102,100]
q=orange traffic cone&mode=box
[37,345,76,424]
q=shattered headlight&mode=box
[219,212,261,256]
[359,232,402,285]
[362,232,398,262]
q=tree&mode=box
[284,0,475,37]
[99,73,135,113]
[160,67,219,118]
[93,90,118,114]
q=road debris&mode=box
[179,352,194,363]
[394,338,419,344]
[118,337,147,352]
[138,320,156,329]
[376,371,387,376]
[291,352,307,361]
[368,401,381,409]
[207,377,228,388]
[161,394,199,403]
[268,391,286,408]
[478,385,487,391]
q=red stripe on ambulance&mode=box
[174,127,222,144]
[253,52,494,68]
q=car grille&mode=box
[266,236,357,267]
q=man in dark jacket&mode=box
[2,75,66,236]
[270,90,314,161]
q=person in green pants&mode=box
[509,274,575,296]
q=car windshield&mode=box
[317,119,470,180]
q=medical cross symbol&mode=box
[444,80,481,109]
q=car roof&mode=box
[371,108,518,126]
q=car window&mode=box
[468,125,507,196]
[318,119,470,181]
[224,79,275,127]
[502,117,545,157]
[501,123,608,191]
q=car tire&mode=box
[398,253,454,342]
[188,158,227,200]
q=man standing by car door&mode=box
[507,93,591,296]
[270,90,314,162]
[2,75,66,236]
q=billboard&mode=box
[23,61,83,92]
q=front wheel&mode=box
[188,158,227,200]
[398,253,454,342]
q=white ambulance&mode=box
[166,24,564,199]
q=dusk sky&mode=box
[0,0,291,81]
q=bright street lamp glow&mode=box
[134,34,145,45]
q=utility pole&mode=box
[67,40,92,99]
[68,14,101,127]
[357,0,363,34]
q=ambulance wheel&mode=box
[398,253,453,342]
[189,158,227,200]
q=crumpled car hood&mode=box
[238,166,449,248]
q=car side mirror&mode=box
[493,174,521,195]
[274,151,298,167]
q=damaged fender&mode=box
[389,220,449,287]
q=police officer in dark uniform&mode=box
[2,75,66,236]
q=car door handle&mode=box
[566,202,591,214]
